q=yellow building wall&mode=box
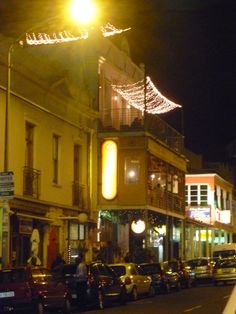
[8,96,89,207]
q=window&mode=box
[200,185,208,205]
[173,175,178,194]
[190,185,198,205]
[74,144,81,182]
[125,158,140,184]
[186,184,209,206]
[25,121,34,168]
[52,134,60,184]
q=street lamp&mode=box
[69,0,98,25]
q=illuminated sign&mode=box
[188,207,211,224]
[215,209,231,224]
[102,140,117,200]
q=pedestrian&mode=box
[75,254,87,310]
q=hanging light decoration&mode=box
[112,76,181,115]
[19,23,131,47]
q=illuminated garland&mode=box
[19,23,131,46]
[112,76,181,114]
[21,30,88,46]
[101,23,131,37]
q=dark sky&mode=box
[0,0,236,162]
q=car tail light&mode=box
[124,277,132,285]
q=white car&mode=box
[109,262,155,300]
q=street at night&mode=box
[73,284,233,314]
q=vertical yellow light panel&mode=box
[102,140,117,200]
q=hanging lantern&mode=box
[131,219,146,234]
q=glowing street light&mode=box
[69,0,98,25]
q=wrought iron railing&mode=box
[99,108,184,153]
[23,166,40,198]
[72,181,87,209]
[147,187,185,215]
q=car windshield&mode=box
[110,266,126,276]
[213,250,236,259]
[0,269,26,283]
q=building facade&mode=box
[0,32,188,268]
[185,171,234,259]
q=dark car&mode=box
[0,266,71,314]
[166,260,196,288]
[52,261,127,310]
[139,262,167,294]
[140,262,181,294]
[185,257,215,283]
[52,264,78,304]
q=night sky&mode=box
[0,0,236,162]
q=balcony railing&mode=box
[99,108,184,154]
[23,166,40,198]
[147,187,185,215]
[72,181,87,210]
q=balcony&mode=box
[99,108,183,154]
[147,187,185,215]
[23,166,41,198]
[72,181,87,210]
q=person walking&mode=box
[76,254,88,310]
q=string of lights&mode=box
[112,76,181,114]
[19,23,131,46]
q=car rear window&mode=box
[0,269,27,283]
[140,264,161,275]
[110,266,126,276]
[216,259,236,268]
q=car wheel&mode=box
[148,285,155,297]
[185,280,191,289]
[119,287,127,305]
[176,281,181,291]
[62,297,71,314]
[164,282,170,294]
[97,290,105,310]
[131,286,138,301]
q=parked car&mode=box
[161,261,182,291]
[139,262,175,294]
[52,261,127,310]
[109,262,155,300]
[52,263,78,304]
[213,258,236,286]
[0,266,71,314]
[185,257,216,282]
[165,260,196,288]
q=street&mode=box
[72,283,234,314]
